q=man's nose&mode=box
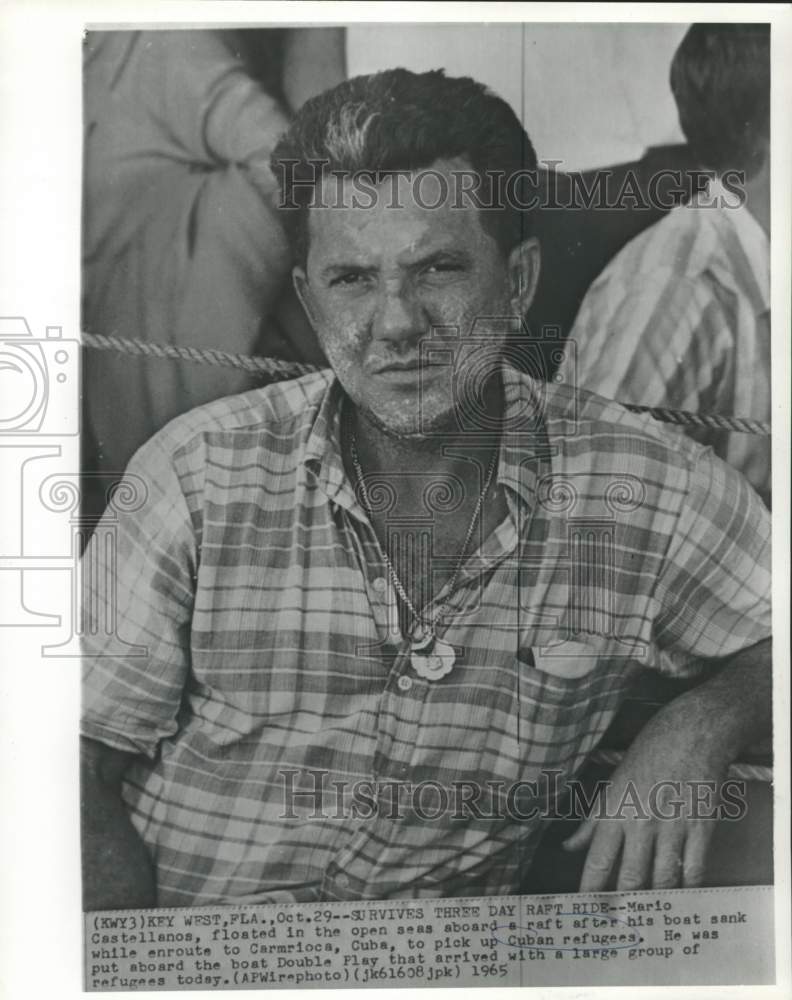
[371,281,424,344]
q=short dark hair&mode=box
[670,23,770,178]
[270,68,537,265]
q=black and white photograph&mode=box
[0,4,789,997]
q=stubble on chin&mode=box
[352,394,459,444]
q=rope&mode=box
[82,332,315,380]
[621,403,768,436]
[589,748,772,784]
[81,332,771,436]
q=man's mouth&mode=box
[373,356,446,376]
[375,359,422,374]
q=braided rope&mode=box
[621,403,768,436]
[589,748,772,784]
[81,332,770,436]
[83,332,315,380]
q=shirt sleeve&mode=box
[651,447,771,673]
[567,266,733,415]
[80,431,198,759]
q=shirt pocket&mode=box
[514,631,639,760]
[527,638,605,679]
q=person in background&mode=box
[561,24,771,506]
[82,29,345,516]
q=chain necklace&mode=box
[349,425,498,682]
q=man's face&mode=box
[294,158,525,438]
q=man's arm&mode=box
[81,435,196,909]
[563,443,771,890]
[81,737,156,911]
[563,637,771,890]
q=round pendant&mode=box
[411,639,456,681]
[410,622,434,652]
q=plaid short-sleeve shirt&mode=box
[81,366,771,906]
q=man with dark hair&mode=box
[81,69,771,911]
[274,69,538,262]
[564,23,771,504]
[671,23,770,182]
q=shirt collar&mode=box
[497,364,553,515]
[303,376,360,514]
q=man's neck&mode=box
[341,383,510,611]
[346,382,505,482]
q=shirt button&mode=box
[336,873,350,889]
[373,576,387,592]
[397,675,413,692]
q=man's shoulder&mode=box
[536,374,707,486]
[535,376,747,541]
[132,369,334,467]
[583,200,722,297]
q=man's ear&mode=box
[507,237,541,317]
[292,266,318,330]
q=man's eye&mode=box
[424,262,463,276]
[329,272,366,288]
